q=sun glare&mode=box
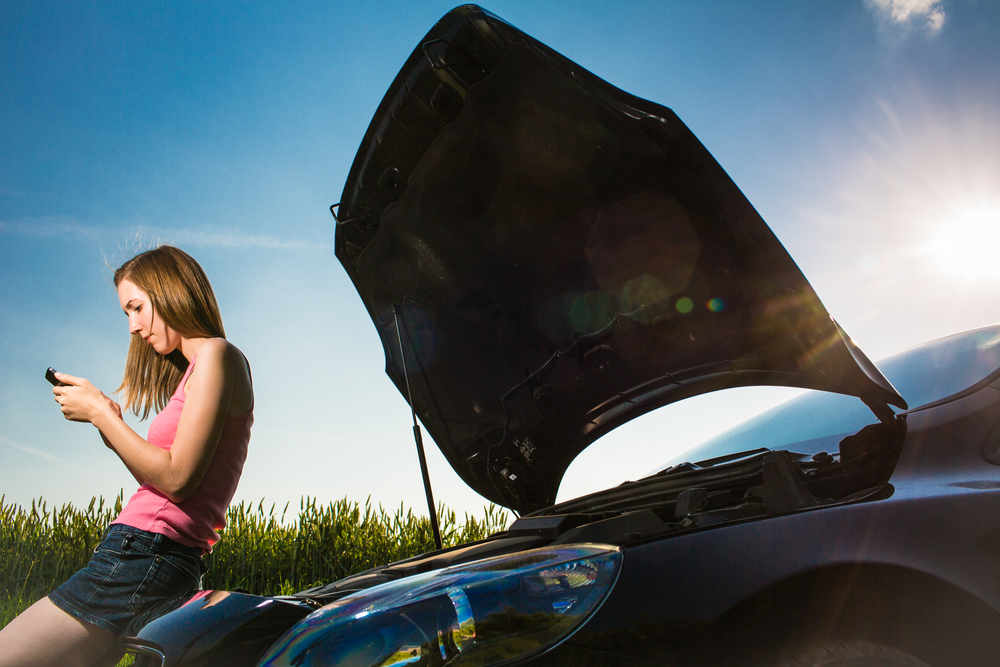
[922,203,1000,282]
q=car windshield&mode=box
[660,325,1000,467]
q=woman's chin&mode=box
[147,340,169,355]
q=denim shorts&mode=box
[48,523,206,636]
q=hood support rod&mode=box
[393,305,443,551]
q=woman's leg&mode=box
[0,597,116,667]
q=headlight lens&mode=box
[257,544,622,667]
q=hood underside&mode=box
[334,6,905,514]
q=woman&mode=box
[0,246,254,667]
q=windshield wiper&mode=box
[654,447,772,478]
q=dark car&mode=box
[121,6,1000,666]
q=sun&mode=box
[922,202,1000,283]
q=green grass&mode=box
[1,493,509,628]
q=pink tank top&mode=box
[112,355,253,553]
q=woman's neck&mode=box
[180,336,212,362]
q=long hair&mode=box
[114,246,226,419]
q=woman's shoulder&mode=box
[195,338,245,364]
[191,339,251,385]
[192,338,253,414]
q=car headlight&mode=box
[257,544,622,667]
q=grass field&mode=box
[1,493,509,629]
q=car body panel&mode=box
[334,5,903,513]
[126,591,312,666]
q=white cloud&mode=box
[0,216,104,240]
[165,227,329,251]
[866,0,946,33]
[0,217,328,252]
[0,436,63,463]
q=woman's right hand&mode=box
[52,372,118,425]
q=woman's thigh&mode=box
[0,596,115,667]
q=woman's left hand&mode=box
[52,371,116,424]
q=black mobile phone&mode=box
[45,367,65,386]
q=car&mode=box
[121,6,1000,666]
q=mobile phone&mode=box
[45,367,66,387]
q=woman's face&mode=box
[117,278,179,354]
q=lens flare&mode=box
[620,274,670,322]
[569,292,614,334]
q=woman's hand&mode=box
[100,396,124,449]
[52,372,118,425]
[104,395,123,420]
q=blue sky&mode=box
[3,0,999,519]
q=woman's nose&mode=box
[129,317,142,334]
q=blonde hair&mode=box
[114,246,226,419]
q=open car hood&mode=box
[334,5,906,514]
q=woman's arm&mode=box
[53,339,248,503]
[96,395,146,485]
[100,430,146,485]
